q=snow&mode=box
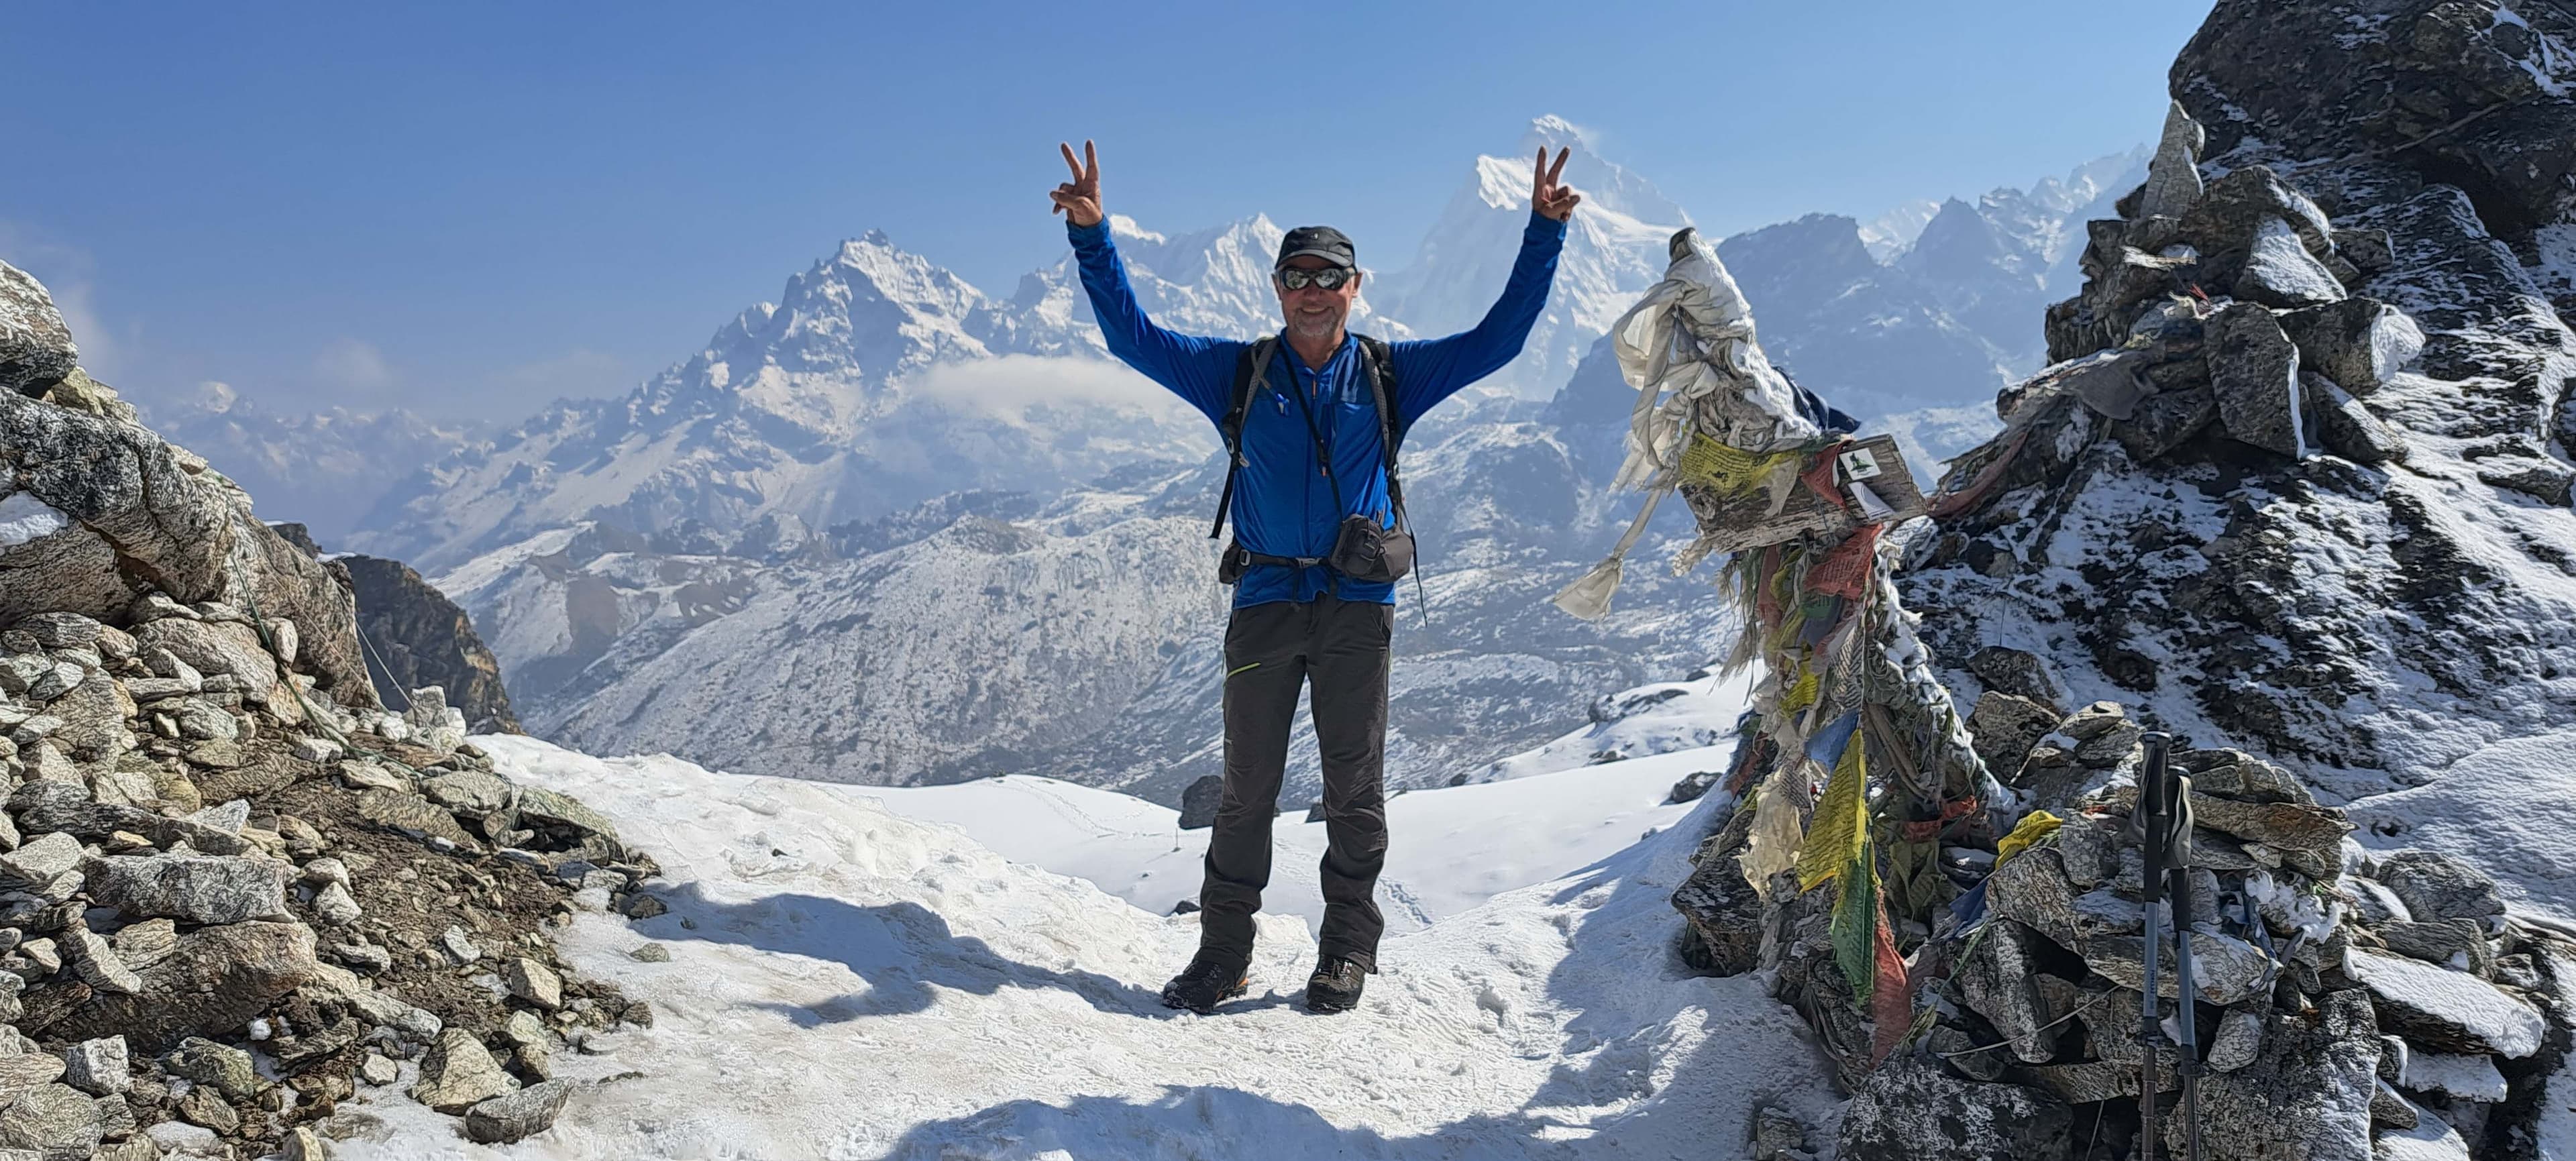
[869,742,1725,933]
[0,491,70,548]
[2400,1052,2509,1103]
[2343,948,2546,1058]
[1465,673,1752,784]
[333,736,1837,1158]
[2346,727,2576,922]
[2375,1110,2472,1161]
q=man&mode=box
[1049,139,1578,1014]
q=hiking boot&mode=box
[1159,952,1250,1014]
[1305,954,1367,1013]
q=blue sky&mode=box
[11,1,2214,421]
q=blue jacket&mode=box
[1069,211,1567,608]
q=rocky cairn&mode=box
[2,258,661,1156]
[1687,693,2572,1161]
[1678,1,2576,1154]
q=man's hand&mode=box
[1532,146,1580,223]
[1051,140,1105,228]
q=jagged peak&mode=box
[1519,113,1593,152]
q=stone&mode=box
[354,788,477,848]
[2374,851,2506,926]
[47,921,319,1052]
[1953,922,2058,1063]
[182,799,248,836]
[98,922,171,978]
[2208,1006,2263,1072]
[2275,297,2424,396]
[141,1120,220,1155]
[630,943,670,963]
[2136,100,2206,219]
[2178,164,2335,262]
[2177,990,2379,1161]
[11,614,100,652]
[423,771,512,818]
[284,1125,329,1161]
[464,1079,574,1145]
[335,761,409,793]
[506,957,563,1009]
[1750,1105,1809,1161]
[358,1052,398,1087]
[62,928,139,996]
[1985,847,2086,950]
[622,893,668,920]
[2345,948,2544,1057]
[2302,374,2408,465]
[0,1083,99,1160]
[435,926,481,966]
[2025,1058,2180,1104]
[0,836,80,888]
[2401,1052,2510,1104]
[324,939,390,975]
[0,1056,64,1107]
[1964,692,2058,781]
[1922,1024,2009,1081]
[0,262,78,397]
[2073,720,2143,768]
[2375,919,2493,977]
[2175,748,2315,805]
[2235,216,2346,308]
[159,1037,257,1100]
[2056,701,2128,743]
[407,1029,515,1113]
[2371,1079,2419,1130]
[290,735,341,764]
[175,1086,234,1134]
[515,785,619,844]
[2083,930,2271,1005]
[1833,1054,2071,1161]
[306,879,360,928]
[83,854,285,925]
[1177,775,1224,830]
[2208,302,2306,457]
[56,1038,125,1097]
[502,1009,551,1048]
[128,620,276,707]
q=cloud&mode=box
[313,337,394,391]
[0,222,126,379]
[907,355,1198,426]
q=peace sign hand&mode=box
[1051,140,1105,228]
[1531,146,1581,223]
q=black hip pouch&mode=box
[1330,514,1413,584]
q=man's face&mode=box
[1274,256,1360,345]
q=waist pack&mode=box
[1210,335,1414,588]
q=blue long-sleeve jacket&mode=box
[1069,211,1567,608]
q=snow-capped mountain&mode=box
[346,231,1212,574]
[134,381,482,543]
[1009,214,1410,355]
[1370,116,1687,400]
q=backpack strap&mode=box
[1352,335,1407,529]
[1210,336,1278,540]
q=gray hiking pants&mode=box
[1199,593,1390,973]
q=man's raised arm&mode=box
[1053,140,1233,423]
[1387,147,1582,430]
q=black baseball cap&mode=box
[1276,225,1356,269]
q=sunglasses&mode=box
[1276,266,1355,291]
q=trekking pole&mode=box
[2135,732,2171,1161]
[2147,730,2204,1161]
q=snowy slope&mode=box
[333,734,1838,1160]
[868,740,1731,931]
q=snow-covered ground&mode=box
[870,741,1725,932]
[337,734,1837,1160]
